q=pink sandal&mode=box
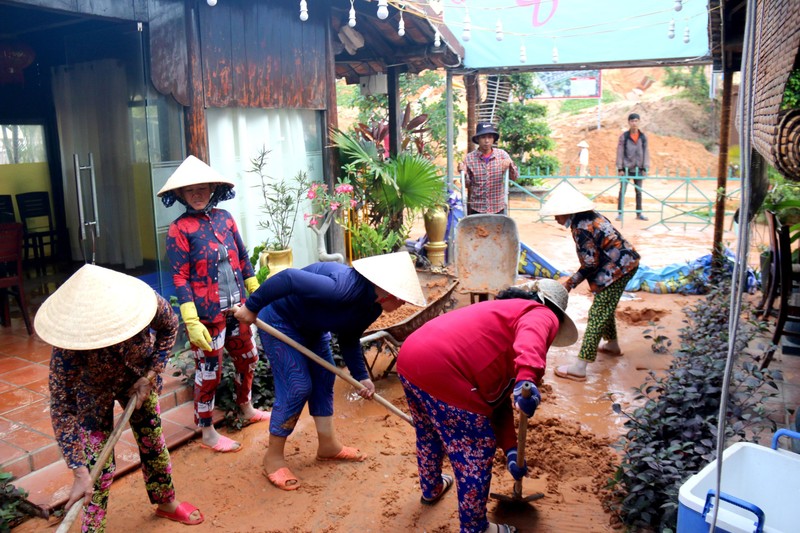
[155,501,204,525]
[200,434,242,453]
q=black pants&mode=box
[617,171,644,214]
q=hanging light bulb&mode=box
[434,28,442,48]
[495,19,504,41]
[552,42,559,63]
[520,43,527,63]
[348,0,356,27]
[377,0,389,20]
[207,0,217,5]
[398,11,405,36]
[667,19,675,39]
[674,0,683,12]
[683,25,690,44]
[462,10,472,42]
[299,0,308,21]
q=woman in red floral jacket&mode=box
[158,156,269,453]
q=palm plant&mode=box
[331,128,444,238]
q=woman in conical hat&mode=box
[158,155,269,453]
[539,183,640,382]
[35,264,203,529]
[396,279,577,533]
[233,251,425,491]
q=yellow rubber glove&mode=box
[244,276,260,295]
[179,302,212,351]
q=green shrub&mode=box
[1,471,30,531]
[608,278,779,531]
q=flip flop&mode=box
[420,473,454,505]
[598,346,624,357]
[316,445,367,462]
[244,409,271,426]
[554,365,587,382]
[200,434,242,453]
[155,501,204,525]
[265,467,300,491]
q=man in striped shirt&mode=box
[464,123,519,215]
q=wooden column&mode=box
[712,72,733,272]
[324,9,345,259]
[387,66,401,158]
[184,3,208,161]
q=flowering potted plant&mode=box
[305,180,356,263]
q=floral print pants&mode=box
[80,392,174,532]
[192,314,258,427]
[578,269,637,362]
[400,376,496,533]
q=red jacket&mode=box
[397,299,558,450]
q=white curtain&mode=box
[52,59,143,269]
[207,108,323,268]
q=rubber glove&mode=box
[179,302,212,351]
[244,276,260,295]
[505,447,528,480]
[513,380,541,418]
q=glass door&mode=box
[54,22,184,293]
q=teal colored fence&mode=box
[503,167,741,230]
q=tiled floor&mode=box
[2,262,800,515]
[0,264,223,512]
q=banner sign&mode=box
[530,70,601,99]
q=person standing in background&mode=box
[615,113,650,221]
[577,140,590,181]
[464,123,519,215]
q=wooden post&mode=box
[465,72,478,159]
[712,72,733,274]
[184,3,208,162]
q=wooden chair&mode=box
[0,195,15,223]
[761,220,800,369]
[15,191,58,269]
[0,223,33,335]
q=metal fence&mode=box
[504,168,741,230]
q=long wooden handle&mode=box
[513,382,533,498]
[56,394,139,533]
[255,319,413,426]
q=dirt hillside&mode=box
[549,68,720,176]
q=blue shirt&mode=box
[245,262,380,381]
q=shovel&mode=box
[254,318,414,426]
[56,393,139,533]
[490,382,544,504]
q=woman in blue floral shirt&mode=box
[539,184,640,382]
[158,156,269,453]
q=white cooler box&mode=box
[677,429,800,533]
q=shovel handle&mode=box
[513,382,533,498]
[255,319,413,426]
[56,394,139,533]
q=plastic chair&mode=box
[0,195,14,223]
[15,191,57,267]
[0,223,33,335]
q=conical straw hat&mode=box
[515,278,578,347]
[157,155,235,197]
[539,183,595,217]
[577,140,589,148]
[34,264,158,350]
[352,251,427,308]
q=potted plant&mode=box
[247,146,309,277]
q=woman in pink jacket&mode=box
[396,279,577,533]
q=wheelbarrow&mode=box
[454,214,519,303]
[360,271,459,380]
